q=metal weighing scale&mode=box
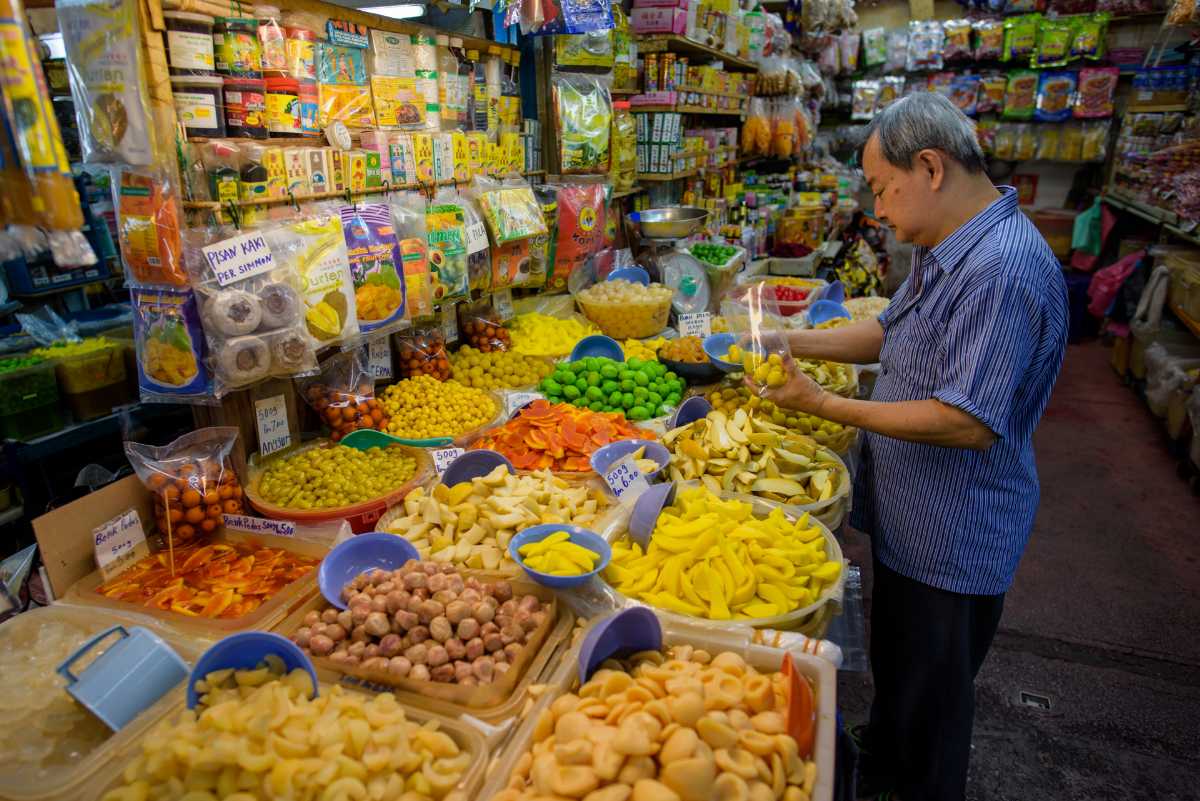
[625,207,713,316]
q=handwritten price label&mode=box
[367,337,393,380]
[493,289,514,321]
[431,447,465,475]
[202,231,276,287]
[93,509,148,579]
[603,455,650,500]
[222,513,296,538]
[506,391,541,417]
[677,312,711,338]
[254,395,291,457]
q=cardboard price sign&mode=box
[431,447,465,474]
[93,509,149,580]
[677,312,711,338]
[222,513,296,538]
[603,455,650,500]
[367,337,393,379]
[255,395,291,457]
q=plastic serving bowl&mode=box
[703,333,743,371]
[318,533,421,609]
[186,631,317,708]
[569,334,625,363]
[658,354,724,384]
[509,524,612,589]
[589,438,670,481]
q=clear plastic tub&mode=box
[0,603,202,801]
[244,439,434,533]
[0,358,63,439]
[47,343,131,421]
[272,578,575,728]
[477,616,837,801]
[63,529,326,642]
[73,680,488,801]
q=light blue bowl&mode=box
[578,608,663,682]
[703,333,741,371]
[668,396,712,429]
[570,334,625,363]
[608,267,650,285]
[187,632,316,708]
[808,299,851,327]
[589,439,670,482]
[318,533,421,609]
[441,449,513,486]
[509,524,612,590]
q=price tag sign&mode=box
[93,509,149,580]
[367,337,393,380]
[441,302,458,343]
[431,447,465,475]
[202,231,276,286]
[677,312,711,338]
[603,455,650,500]
[506,391,541,417]
[254,395,291,457]
[493,289,514,321]
[465,221,489,254]
[222,513,296,538]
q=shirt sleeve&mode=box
[933,278,1043,438]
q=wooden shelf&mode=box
[632,105,744,117]
[611,186,647,200]
[635,35,759,72]
[1170,302,1200,339]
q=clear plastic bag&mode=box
[472,175,549,245]
[851,80,879,121]
[387,192,434,321]
[553,71,612,174]
[298,348,390,442]
[339,202,408,336]
[114,169,187,287]
[458,192,492,294]
[861,27,887,68]
[457,298,511,352]
[395,325,451,380]
[131,285,212,404]
[425,187,471,304]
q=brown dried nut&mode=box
[456,618,481,641]
[404,643,429,664]
[474,600,497,624]
[750,711,784,735]
[554,711,592,743]
[378,633,403,657]
[430,663,455,682]
[303,610,320,627]
[500,623,524,645]
[429,615,454,643]
[714,772,751,801]
[494,661,511,676]
[667,693,704,727]
[631,778,681,801]
[309,634,334,655]
[483,633,504,653]
[433,589,458,606]
[481,621,500,637]
[446,574,464,594]
[715,749,759,780]
[445,637,467,661]
[406,595,423,614]
[362,611,389,637]
[393,609,419,631]
[584,785,633,801]
[409,625,431,644]
[421,562,439,575]
[328,651,354,667]
[363,644,381,659]
[495,614,513,631]
[350,605,371,626]
[348,641,366,659]
[492,580,514,602]
[454,660,474,683]
[460,588,482,605]
[327,623,350,643]
[410,663,431,681]
[418,599,445,625]
[426,644,450,667]
[369,594,389,613]
[361,656,389,672]
[292,627,312,649]
[403,572,428,590]
[383,590,408,614]
[504,642,523,662]
[446,600,472,625]
[465,637,485,660]
[659,727,699,763]
[499,599,518,617]
[518,594,541,613]
[661,756,716,801]
[427,572,449,593]
[555,739,593,765]
[335,609,353,630]
[387,656,411,677]
[473,656,495,683]
[321,608,339,624]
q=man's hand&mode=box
[744,362,829,417]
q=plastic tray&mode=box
[0,603,203,801]
[272,577,575,728]
[477,616,837,801]
[73,679,488,801]
[63,530,327,642]
[245,439,434,533]
[576,294,672,340]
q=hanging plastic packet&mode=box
[992,123,1015,160]
[425,187,471,304]
[549,180,606,294]
[317,41,375,128]
[553,71,612,174]
[1012,124,1036,162]
[1075,67,1118,119]
[1035,125,1061,161]
[942,19,972,62]
[396,325,450,379]
[555,30,614,68]
[976,73,1008,115]
[1071,13,1109,61]
[1002,71,1038,120]
[115,169,188,287]
[535,0,615,36]
[1058,123,1083,161]
[492,239,532,291]
[263,212,361,348]
[927,72,954,100]
[851,80,880,121]
[906,20,944,72]
[884,29,908,72]
[529,184,558,292]
[1002,15,1038,63]
[186,221,318,397]
[839,30,860,74]
[1032,18,1072,68]
[338,203,407,336]
[58,0,155,165]
[1034,71,1076,123]
[973,19,1003,61]
[949,74,981,116]
[461,191,493,294]
[1080,120,1110,162]
[131,286,212,403]
[388,192,434,320]
[861,28,887,68]
[976,119,996,155]
[297,348,389,441]
[877,76,905,111]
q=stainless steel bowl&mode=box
[627,207,710,240]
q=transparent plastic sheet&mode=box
[16,306,81,347]
[395,325,452,380]
[114,168,188,287]
[124,426,246,545]
[736,281,795,399]
[183,221,318,398]
[386,192,434,321]
[262,211,361,350]
[298,348,390,441]
[553,71,612,174]
[426,187,472,304]
[131,285,213,404]
[457,298,511,352]
[461,193,493,294]
[58,0,154,165]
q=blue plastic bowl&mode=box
[441,449,514,486]
[668,396,712,429]
[509,524,612,590]
[608,267,650,286]
[570,335,625,363]
[578,608,663,682]
[318,533,421,609]
[187,632,317,709]
[703,333,742,372]
[808,299,851,327]
[589,439,670,482]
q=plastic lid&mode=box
[163,11,214,23]
[436,34,450,45]
[660,250,711,315]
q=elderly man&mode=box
[753,93,1068,801]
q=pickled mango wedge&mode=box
[520,531,602,576]
[605,487,841,621]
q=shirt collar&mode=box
[924,186,1019,273]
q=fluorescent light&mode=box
[360,4,426,18]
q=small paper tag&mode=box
[493,289,514,321]
[93,509,149,579]
[465,221,489,254]
[367,337,393,379]
[677,312,711,338]
[222,513,296,538]
[506,391,541,416]
[254,395,291,457]
[431,447,466,474]
[603,455,650,500]
[202,231,277,286]
[441,302,458,343]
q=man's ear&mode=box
[916,149,946,191]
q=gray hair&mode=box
[862,92,987,174]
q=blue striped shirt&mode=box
[850,187,1068,596]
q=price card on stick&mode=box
[431,447,466,475]
[603,455,650,501]
[93,509,149,580]
[493,289,514,321]
[678,312,712,338]
[367,337,393,380]
[254,394,291,457]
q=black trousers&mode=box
[865,557,1005,801]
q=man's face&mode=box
[862,134,935,246]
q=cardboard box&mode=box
[631,7,687,34]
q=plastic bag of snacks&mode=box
[728,282,794,399]
[460,192,492,294]
[339,203,407,336]
[1075,67,1118,119]
[550,180,607,293]
[1012,124,1036,162]
[942,19,972,61]
[1081,120,1110,162]
[885,29,908,72]
[772,99,798,157]
[1035,72,1076,123]
[876,76,904,110]
[298,348,389,441]
[992,124,1015,160]
[395,325,451,380]
[1072,13,1109,61]
[458,298,511,352]
[1003,15,1038,62]
[528,185,559,291]
[743,97,772,156]
[973,19,1004,60]
[1033,18,1073,68]
[263,212,361,349]
[949,75,980,116]
[906,20,944,72]
[861,27,887,68]
[1002,71,1038,120]
[425,187,471,304]
[851,80,879,121]
[124,427,245,544]
[1036,125,1061,160]
[184,222,318,397]
[472,175,549,246]
[131,286,211,403]
[388,193,434,320]
[114,169,186,286]
[976,73,1007,115]
[553,72,612,174]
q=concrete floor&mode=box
[838,341,1200,801]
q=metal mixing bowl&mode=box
[627,207,710,239]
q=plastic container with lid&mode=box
[255,4,286,74]
[221,76,266,138]
[162,11,215,75]
[213,16,262,77]
[265,75,302,135]
[0,358,62,440]
[170,74,226,138]
[47,342,132,421]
